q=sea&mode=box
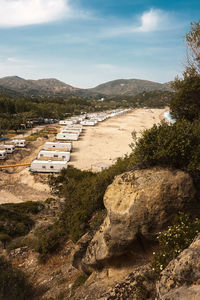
[163,111,176,124]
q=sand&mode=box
[0,108,166,204]
[69,108,165,171]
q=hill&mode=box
[0,76,172,98]
[0,84,23,98]
[87,78,172,96]
[0,76,79,97]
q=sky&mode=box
[0,0,199,88]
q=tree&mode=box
[170,20,200,121]
[170,69,200,121]
[186,20,200,73]
[0,233,11,249]
[10,116,23,133]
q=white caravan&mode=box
[10,139,26,147]
[61,129,81,135]
[56,132,79,141]
[80,120,97,126]
[37,150,70,161]
[0,150,7,160]
[59,120,74,125]
[43,142,72,152]
[30,160,68,173]
[3,144,15,153]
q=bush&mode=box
[152,213,200,277]
[0,201,44,244]
[130,120,200,175]
[71,274,88,292]
[0,256,34,300]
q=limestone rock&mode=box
[71,232,94,274]
[156,234,200,299]
[80,168,196,272]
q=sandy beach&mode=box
[69,108,165,171]
[0,108,166,204]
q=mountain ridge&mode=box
[0,76,172,98]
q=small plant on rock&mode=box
[152,213,200,277]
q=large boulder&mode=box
[79,168,196,272]
[156,234,200,299]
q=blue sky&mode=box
[0,0,199,88]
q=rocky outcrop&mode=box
[71,232,94,274]
[156,234,200,299]
[73,168,196,273]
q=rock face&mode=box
[156,234,200,300]
[77,168,196,273]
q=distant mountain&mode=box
[0,76,79,97]
[0,84,23,98]
[87,79,173,96]
[0,76,173,98]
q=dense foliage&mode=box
[170,20,200,121]
[0,202,43,248]
[130,120,200,176]
[35,156,131,262]
[152,213,200,276]
[0,256,34,300]
[170,70,200,121]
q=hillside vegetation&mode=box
[88,78,172,96]
[0,76,172,98]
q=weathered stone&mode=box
[81,168,196,272]
[71,231,94,274]
[156,234,200,299]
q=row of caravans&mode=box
[56,123,83,141]
[0,139,26,160]
[58,109,131,128]
[30,109,131,172]
[30,141,72,173]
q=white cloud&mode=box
[102,9,174,37]
[136,9,162,32]
[0,0,71,27]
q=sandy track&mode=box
[69,108,165,171]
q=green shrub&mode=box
[0,201,44,244]
[152,213,200,277]
[88,210,106,231]
[71,274,88,291]
[35,225,66,263]
[0,256,34,300]
[130,120,200,175]
[0,233,11,249]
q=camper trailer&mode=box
[64,126,82,132]
[0,150,7,160]
[80,120,97,126]
[43,142,72,152]
[37,150,70,161]
[56,132,79,141]
[66,124,83,130]
[59,120,77,125]
[10,139,26,147]
[30,160,68,173]
[61,129,81,135]
[3,144,15,153]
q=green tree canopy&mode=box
[170,20,200,121]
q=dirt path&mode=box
[0,137,53,204]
